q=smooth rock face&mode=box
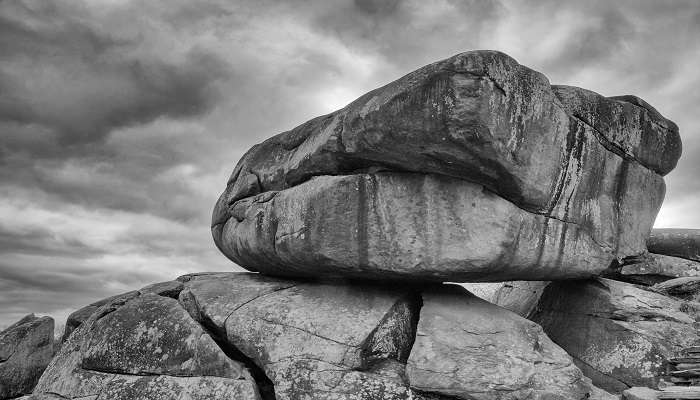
[622,387,660,400]
[0,314,55,399]
[647,229,700,262]
[652,276,700,302]
[219,173,612,281]
[213,50,674,281]
[33,288,260,400]
[610,252,700,285]
[490,281,550,318]
[531,278,700,392]
[407,286,595,400]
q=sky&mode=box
[1,0,699,330]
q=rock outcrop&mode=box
[531,278,700,392]
[608,252,700,285]
[0,314,55,399]
[213,50,677,282]
[30,273,613,400]
[35,287,261,400]
[647,229,700,262]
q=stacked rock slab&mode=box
[213,50,679,282]
[0,314,55,399]
[530,278,700,393]
[648,229,700,262]
[32,273,614,400]
[33,283,261,400]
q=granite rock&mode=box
[213,50,674,281]
[647,229,700,262]
[0,314,55,399]
[531,278,700,393]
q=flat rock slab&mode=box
[531,278,700,393]
[0,314,55,399]
[213,50,675,282]
[648,229,700,262]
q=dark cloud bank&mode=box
[1,0,699,329]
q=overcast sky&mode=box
[1,0,699,330]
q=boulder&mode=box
[608,252,700,285]
[182,273,613,399]
[652,276,700,301]
[33,273,613,399]
[33,290,261,400]
[459,281,549,318]
[213,50,675,281]
[552,85,680,176]
[178,272,430,400]
[61,280,183,342]
[531,278,700,393]
[647,229,700,262]
[491,281,550,318]
[0,314,55,399]
[406,286,601,400]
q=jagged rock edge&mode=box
[177,288,276,400]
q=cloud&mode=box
[0,0,229,148]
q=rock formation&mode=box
[0,314,55,399]
[213,50,678,282]
[531,278,700,392]
[648,229,700,262]
[19,49,689,399]
[33,273,613,400]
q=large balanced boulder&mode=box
[213,50,679,282]
[0,314,55,399]
[531,278,700,393]
[647,229,700,262]
[30,273,613,400]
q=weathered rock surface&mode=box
[407,286,599,399]
[178,272,431,400]
[647,229,700,262]
[491,281,550,318]
[33,273,613,400]
[62,279,183,342]
[0,314,55,399]
[213,50,675,281]
[552,85,681,175]
[34,289,261,400]
[531,278,700,393]
[652,276,700,302]
[622,386,660,400]
[460,281,549,318]
[219,173,614,281]
[608,252,700,285]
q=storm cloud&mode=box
[1,0,699,329]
